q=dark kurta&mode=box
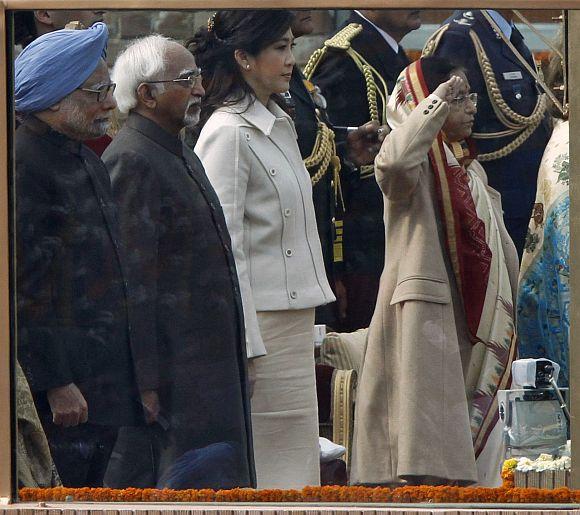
[16,119,140,426]
[311,11,409,331]
[433,10,551,257]
[102,112,255,489]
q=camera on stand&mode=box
[498,358,569,459]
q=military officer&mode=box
[306,10,421,331]
[425,9,552,258]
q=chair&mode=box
[316,328,367,466]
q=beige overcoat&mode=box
[350,94,519,486]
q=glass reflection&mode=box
[12,7,569,492]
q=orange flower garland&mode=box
[17,484,580,504]
[501,458,518,489]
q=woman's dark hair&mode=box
[421,56,464,95]
[187,10,294,127]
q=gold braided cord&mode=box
[342,46,391,124]
[422,18,548,162]
[477,117,542,161]
[363,65,379,122]
[469,29,547,161]
[304,24,390,126]
[305,121,335,183]
[323,22,363,51]
[471,30,546,129]
[303,23,363,80]
[303,22,391,180]
[303,48,325,81]
[304,121,345,210]
[422,24,450,58]
[346,49,386,124]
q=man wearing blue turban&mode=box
[15,23,148,487]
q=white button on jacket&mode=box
[195,98,335,358]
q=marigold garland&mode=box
[17,484,580,504]
[501,458,518,489]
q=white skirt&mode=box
[249,308,319,489]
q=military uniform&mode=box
[425,9,552,258]
[287,67,344,327]
[306,11,409,331]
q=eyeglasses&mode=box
[78,83,116,102]
[450,92,478,109]
[144,68,203,89]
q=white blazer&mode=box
[195,98,335,358]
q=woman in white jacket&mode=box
[191,10,335,489]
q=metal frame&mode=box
[0,0,578,503]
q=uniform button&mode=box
[428,105,434,109]
[423,110,430,115]
[433,99,438,104]
[245,132,251,141]
[285,249,293,257]
[269,168,277,176]
[515,93,522,100]
[290,291,297,299]
[284,208,291,217]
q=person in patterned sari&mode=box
[350,57,519,487]
[517,47,569,386]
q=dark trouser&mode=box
[315,301,339,328]
[339,272,380,332]
[38,412,118,487]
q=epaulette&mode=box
[303,23,363,79]
[323,23,363,51]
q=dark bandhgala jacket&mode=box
[16,118,141,427]
[311,11,409,330]
[102,112,255,489]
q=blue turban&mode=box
[15,22,109,113]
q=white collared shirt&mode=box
[486,10,514,40]
[354,10,399,53]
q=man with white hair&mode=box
[15,23,146,486]
[102,35,255,490]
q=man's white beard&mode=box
[183,100,200,128]
[61,99,110,139]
